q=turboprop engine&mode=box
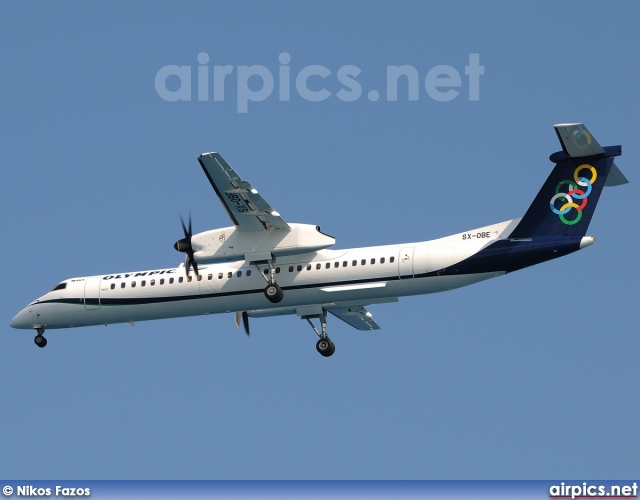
[177,222,335,265]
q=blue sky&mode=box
[1,1,639,480]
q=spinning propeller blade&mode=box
[235,311,250,336]
[174,214,199,280]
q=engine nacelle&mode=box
[191,223,335,263]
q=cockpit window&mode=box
[51,282,67,291]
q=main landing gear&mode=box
[34,327,47,348]
[303,309,335,357]
[255,257,284,303]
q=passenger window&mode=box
[247,270,251,277]
[141,280,146,287]
[160,279,165,285]
[325,263,330,269]
[132,281,136,288]
[297,265,303,272]
[110,283,115,290]
[170,278,174,284]
[150,279,155,286]
[228,272,233,278]
[179,277,184,283]
[381,257,386,264]
[307,264,312,271]
[334,262,339,268]
[316,263,321,270]
[237,271,242,277]
[121,283,125,289]
[352,260,357,266]
[289,266,294,272]
[342,261,347,267]
[390,256,395,263]
[276,267,280,273]
[218,273,223,279]
[208,274,213,280]
[361,259,366,265]
[371,258,376,265]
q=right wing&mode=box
[198,152,290,231]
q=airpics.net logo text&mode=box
[154,52,484,113]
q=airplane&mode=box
[10,123,628,356]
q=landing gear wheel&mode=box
[305,311,335,357]
[254,257,285,303]
[34,335,47,348]
[316,337,335,357]
[264,283,284,303]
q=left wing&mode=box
[198,152,290,231]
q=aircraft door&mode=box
[398,247,414,279]
[84,277,101,310]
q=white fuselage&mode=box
[11,219,519,331]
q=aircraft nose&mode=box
[10,307,32,329]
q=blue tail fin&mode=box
[509,124,626,239]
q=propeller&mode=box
[174,214,199,281]
[235,311,250,336]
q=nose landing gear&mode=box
[34,327,47,348]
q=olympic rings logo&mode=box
[549,164,597,225]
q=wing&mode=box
[243,298,397,331]
[198,152,290,231]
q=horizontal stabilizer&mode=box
[554,123,605,157]
[605,162,629,187]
